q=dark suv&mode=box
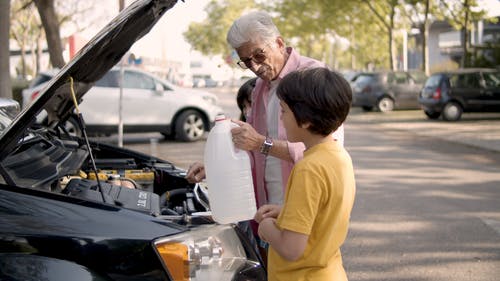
[419,68,500,121]
[0,1,265,280]
[351,71,426,112]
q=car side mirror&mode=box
[155,82,164,93]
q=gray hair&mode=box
[226,11,281,49]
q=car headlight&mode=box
[154,224,265,281]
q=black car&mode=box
[351,70,426,112]
[418,68,500,121]
[0,1,265,280]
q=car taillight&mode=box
[432,87,441,100]
[31,91,40,101]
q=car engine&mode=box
[1,130,212,226]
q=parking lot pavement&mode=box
[111,88,500,169]
[346,108,500,153]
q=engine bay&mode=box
[0,130,213,226]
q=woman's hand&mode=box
[185,162,205,183]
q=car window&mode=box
[424,75,442,88]
[124,71,155,90]
[409,72,427,83]
[95,71,120,87]
[450,73,480,88]
[483,72,500,88]
[389,72,408,84]
[28,74,53,88]
[354,74,376,86]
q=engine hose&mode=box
[159,188,187,206]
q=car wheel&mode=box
[62,116,82,137]
[361,106,373,111]
[424,111,441,119]
[175,110,206,142]
[442,102,463,121]
[377,97,394,112]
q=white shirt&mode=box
[265,80,284,204]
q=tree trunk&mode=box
[462,0,470,67]
[389,5,396,71]
[0,0,12,99]
[34,0,65,68]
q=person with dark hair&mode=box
[236,77,257,122]
[254,68,356,281]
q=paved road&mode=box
[120,86,500,170]
[343,116,500,281]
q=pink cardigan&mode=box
[247,47,344,207]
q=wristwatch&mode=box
[260,136,273,156]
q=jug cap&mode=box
[215,114,226,122]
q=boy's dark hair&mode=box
[277,67,352,136]
[237,77,257,121]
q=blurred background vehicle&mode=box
[24,67,223,142]
[0,98,20,135]
[351,70,426,112]
[419,68,500,121]
[21,68,60,108]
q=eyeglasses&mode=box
[236,45,269,69]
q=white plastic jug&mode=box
[204,115,257,224]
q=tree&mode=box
[0,0,12,99]
[33,0,65,68]
[400,0,436,75]
[360,0,401,71]
[437,0,486,67]
[10,0,43,78]
[183,0,261,62]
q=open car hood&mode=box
[0,0,178,160]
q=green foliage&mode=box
[182,0,497,70]
[470,43,500,68]
[183,0,262,59]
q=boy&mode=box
[254,67,356,281]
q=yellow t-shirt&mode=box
[268,141,356,281]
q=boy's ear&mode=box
[300,122,311,129]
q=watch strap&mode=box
[260,136,273,155]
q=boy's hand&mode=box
[254,204,281,223]
[258,217,277,243]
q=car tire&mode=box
[174,110,206,142]
[377,97,394,112]
[424,111,441,119]
[442,102,463,121]
[362,106,373,111]
[62,116,82,137]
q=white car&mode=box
[21,68,60,108]
[25,67,224,142]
